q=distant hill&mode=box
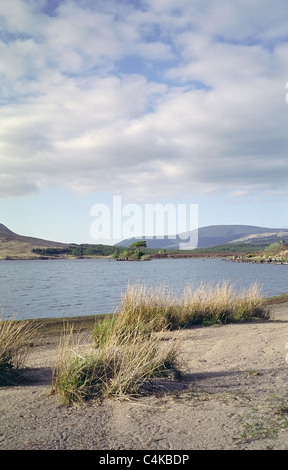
[115,225,288,250]
[0,223,125,260]
[0,223,68,247]
[0,223,68,259]
[1,223,288,259]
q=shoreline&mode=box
[1,252,288,265]
[21,294,288,343]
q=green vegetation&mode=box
[32,241,152,260]
[264,243,283,255]
[0,316,39,385]
[264,294,288,305]
[32,244,126,258]
[239,404,288,443]
[175,243,270,255]
[114,240,150,260]
[237,242,288,264]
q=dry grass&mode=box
[0,241,42,259]
[0,315,39,384]
[178,280,269,326]
[113,283,176,337]
[53,319,180,405]
[115,280,269,331]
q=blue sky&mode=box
[0,0,288,245]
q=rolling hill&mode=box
[115,225,288,250]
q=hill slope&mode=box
[116,225,288,250]
[0,224,68,259]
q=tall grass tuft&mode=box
[118,283,176,333]
[0,315,38,384]
[52,325,113,404]
[54,320,180,405]
[92,284,177,347]
[178,281,270,327]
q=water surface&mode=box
[0,258,287,320]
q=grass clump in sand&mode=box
[110,280,270,332]
[53,319,180,405]
[0,315,38,385]
[93,284,176,346]
[53,280,269,405]
[178,281,270,327]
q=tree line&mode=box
[31,244,125,257]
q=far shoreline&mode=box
[1,251,288,264]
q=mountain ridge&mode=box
[115,224,288,250]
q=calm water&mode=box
[0,258,287,320]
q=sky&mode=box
[0,0,288,245]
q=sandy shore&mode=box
[1,301,288,451]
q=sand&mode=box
[1,301,288,451]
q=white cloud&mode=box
[0,0,42,34]
[0,0,288,203]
